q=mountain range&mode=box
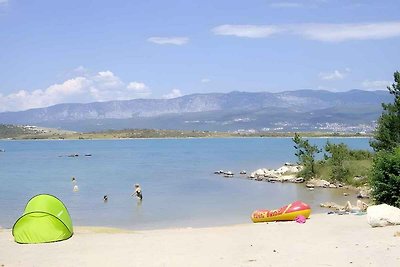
[0,90,392,132]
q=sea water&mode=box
[0,137,371,230]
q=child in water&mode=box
[132,184,143,201]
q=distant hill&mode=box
[0,90,391,132]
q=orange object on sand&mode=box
[251,201,311,223]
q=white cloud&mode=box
[147,37,189,45]
[0,77,92,112]
[0,68,151,112]
[93,71,124,89]
[73,65,89,75]
[127,82,151,97]
[362,80,392,90]
[212,24,283,38]
[201,78,211,83]
[295,22,400,42]
[163,89,182,99]
[127,81,147,90]
[212,21,400,42]
[270,2,303,8]
[319,70,347,81]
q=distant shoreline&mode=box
[0,135,372,141]
[0,127,374,140]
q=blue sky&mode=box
[0,0,399,111]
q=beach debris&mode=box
[367,204,400,227]
[306,183,315,188]
[343,192,349,196]
[295,215,306,224]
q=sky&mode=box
[0,0,399,112]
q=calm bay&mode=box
[0,137,371,229]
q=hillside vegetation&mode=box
[293,133,373,186]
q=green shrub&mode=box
[370,146,400,207]
[348,149,373,160]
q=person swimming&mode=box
[132,184,143,201]
[103,195,108,202]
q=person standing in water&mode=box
[132,184,143,201]
[71,176,79,192]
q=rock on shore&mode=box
[248,164,304,183]
[367,204,400,227]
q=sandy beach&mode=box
[1,213,399,267]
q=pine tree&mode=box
[292,133,320,179]
[370,71,400,152]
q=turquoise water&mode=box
[0,137,371,230]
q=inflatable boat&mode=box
[251,201,311,223]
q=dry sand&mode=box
[1,214,399,267]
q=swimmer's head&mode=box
[135,184,140,188]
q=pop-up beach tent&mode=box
[12,194,73,244]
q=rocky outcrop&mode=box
[214,170,235,178]
[248,164,304,183]
[357,186,371,199]
[307,179,331,188]
[305,179,345,189]
[367,204,400,227]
